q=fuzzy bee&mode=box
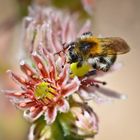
[57,32,130,77]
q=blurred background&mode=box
[0,0,140,140]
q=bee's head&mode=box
[67,42,79,63]
[68,48,79,63]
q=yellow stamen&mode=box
[35,82,57,100]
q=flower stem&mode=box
[50,117,65,140]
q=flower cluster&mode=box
[3,6,127,140]
[24,6,91,54]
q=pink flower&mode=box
[3,48,80,124]
[81,0,95,15]
[71,105,98,137]
[24,6,92,54]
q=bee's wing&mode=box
[99,37,130,55]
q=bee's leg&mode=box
[84,70,96,77]
[77,61,83,68]
[92,62,98,69]
[77,57,83,68]
[98,55,117,72]
[97,57,109,72]
[100,64,110,72]
[88,57,100,69]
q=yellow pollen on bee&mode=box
[70,62,91,77]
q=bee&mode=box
[56,32,130,77]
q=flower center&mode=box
[35,82,57,101]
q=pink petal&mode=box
[45,19,63,53]
[58,99,69,113]
[20,60,39,82]
[24,107,43,122]
[28,124,36,140]
[7,70,27,87]
[46,27,58,53]
[32,52,49,78]
[40,47,56,80]
[79,86,102,102]
[1,90,34,106]
[79,88,95,101]
[81,0,95,15]
[47,56,56,80]
[61,17,71,43]
[57,64,69,86]
[17,101,37,109]
[95,86,127,100]
[2,90,25,98]
[51,30,64,53]
[62,77,80,97]
[79,85,126,104]
[32,26,42,53]
[55,55,66,71]
[45,106,57,124]
[23,16,33,28]
[79,87,111,103]
[78,20,91,36]
[62,16,77,43]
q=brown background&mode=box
[0,0,140,140]
[92,0,140,140]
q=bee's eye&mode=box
[69,52,78,62]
